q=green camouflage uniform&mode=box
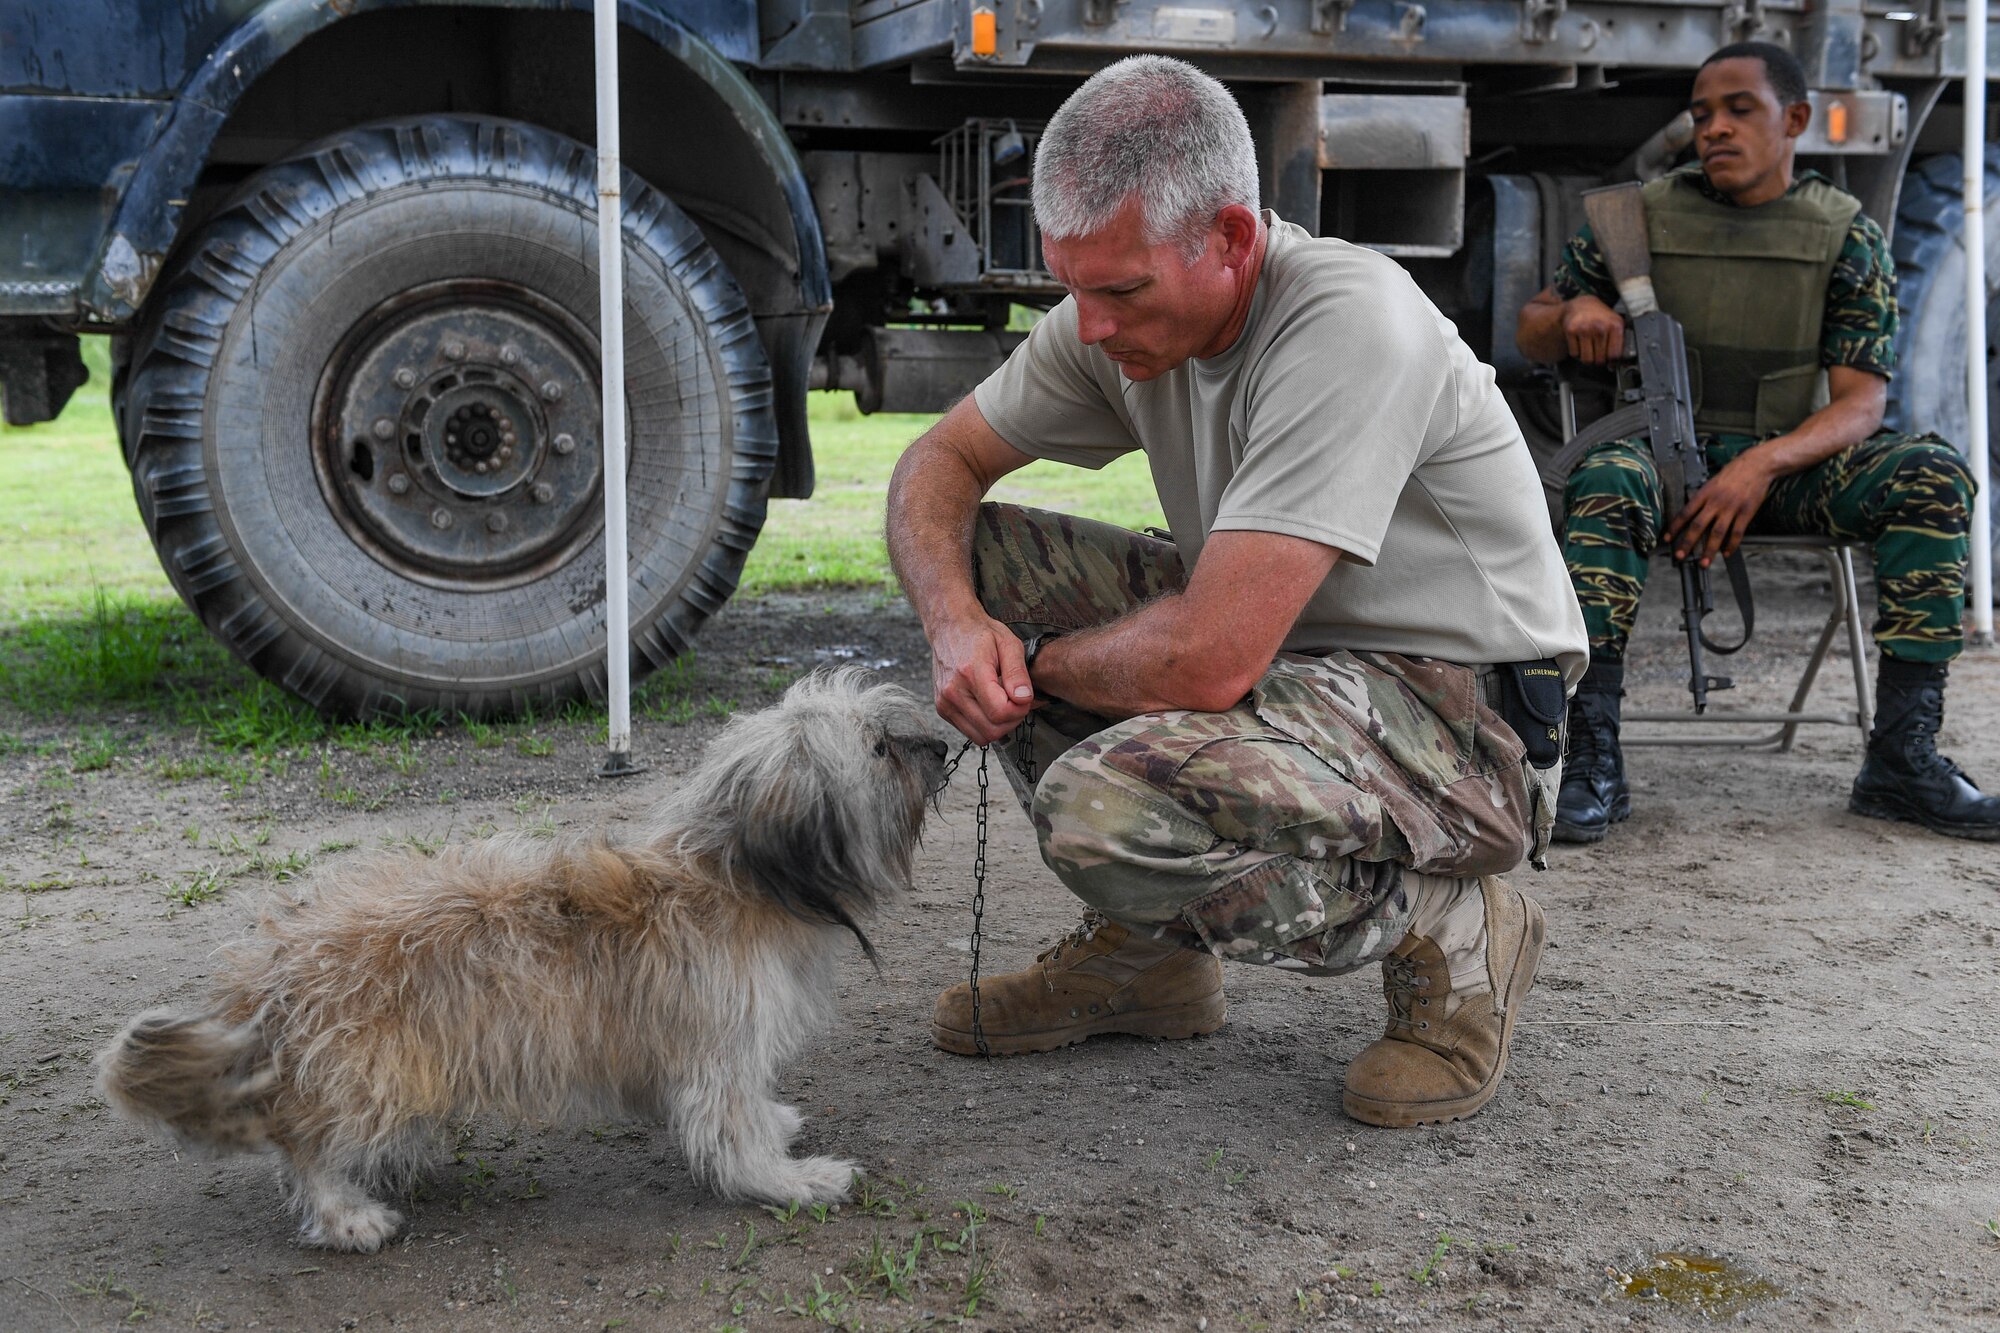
[1554,170,1976,664]
[971,502,1550,977]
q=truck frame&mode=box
[3,1,1992,715]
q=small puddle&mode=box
[1609,1251,1783,1319]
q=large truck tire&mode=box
[1888,147,2000,571]
[121,115,776,718]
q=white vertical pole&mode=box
[595,0,637,769]
[1967,0,1995,640]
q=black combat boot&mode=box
[1849,658,2000,841]
[1553,660,1630,844]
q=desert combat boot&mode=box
[931,912,1225,1056]
[1343,875,1546,1127]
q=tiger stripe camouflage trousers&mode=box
[1562,430,1974,663]
[968,503,1551,978]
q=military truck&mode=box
[2,1,1992,716]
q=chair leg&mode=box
[1778,547,1849,753]
[1838,544,1873,743]
[1625,538,1875,749]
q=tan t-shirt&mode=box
[972,214,1588,682]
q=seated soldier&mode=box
[1517,40,1998,844]
[888,56,1586,1127]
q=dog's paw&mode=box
[779,1155,859,1204]
[301,1200,404,1254]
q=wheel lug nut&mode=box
[500,346,519,366]
[430,508,454,530]
[372,417,395,441]
[498,447,513,461]
[540,380,564,402]
[388,473,410,495]
[444,341,466,361]
[393,366,416,389]
[475,461,490,474]
[532,482,554,503]
[487,512,509,533]
[554,433,576,455]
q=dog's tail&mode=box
[96,1008,280,1154]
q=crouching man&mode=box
[885,57,1588,1126]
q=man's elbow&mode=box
[1165,654,1268,714]
[1515,293,1558,363]
[1512,314,1536,362]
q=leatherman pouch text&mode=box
[1498,661,1566,770]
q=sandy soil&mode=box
[2,563,1997,1332]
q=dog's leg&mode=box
[771,1099,806,1148]
[674,1071,855,1205]
[284,1152,404,1254]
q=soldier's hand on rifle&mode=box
[1665,451,1775,566]
[1560,294,1626,365]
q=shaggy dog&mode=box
[97,670,946,1252]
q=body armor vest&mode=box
[1641,166,1861,436]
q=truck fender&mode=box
[81,0,830,324]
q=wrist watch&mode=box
[1020,632,1054,674]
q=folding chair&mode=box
[1621,535,1874,752]
[1548,376,1874,753]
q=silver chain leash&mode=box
[968,748,990,1057]
[940,712,1036,1060]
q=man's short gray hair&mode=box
[1032,56,1260,261]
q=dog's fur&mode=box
[97,670,945,1252]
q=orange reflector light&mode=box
[972,6,998,57]
[1827,100,1849,145]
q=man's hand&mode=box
[1560,294,1626,365]
[1516,285,1625,367]
[929,613,1036,745]
[884,395,1039,743]
[1665,448,1775,565]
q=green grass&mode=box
[743,391,1163,593]
[1,336,1161,724]
[0,338,166,612]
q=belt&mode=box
[1474,663,1504,711]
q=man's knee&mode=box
[1562,445,1664,551]
[969,501,1041,619]
[970,502,1184,628]
[1031,745,1212,923]
[1877,437,1975,532]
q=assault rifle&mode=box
[1566,184,1752,713]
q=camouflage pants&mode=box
[969,503,1545,978]
[1562,430,1975,663]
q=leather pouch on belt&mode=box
[1496,660,1566,769]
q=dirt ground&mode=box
[2,561,1997,1332]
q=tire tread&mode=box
[120,114,775,718]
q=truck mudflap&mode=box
[0,330,88,427]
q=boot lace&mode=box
[1383,952,1429,1035]
[1905,713,1975,784]
[1038,910,1106,965]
